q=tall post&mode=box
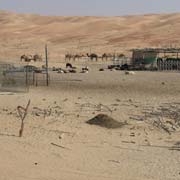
[25,62,29,87]
[45,44,49,86]
[25,65,28,86]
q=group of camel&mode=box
[20,54,42,62]
[65,53,125,61]
[20,52,125,62]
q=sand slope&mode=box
[0,11,180,61]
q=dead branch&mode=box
[140,144,180,151]
[17,100,31,137]
[114,146,143,151]
[51,143,71,150]
[122,141,136,144]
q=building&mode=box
[131,48,180,70]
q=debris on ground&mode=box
[80,103,113,113]
[131,102,180,134]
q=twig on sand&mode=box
[51,142,71,150]
[140,144,180,151]
[114,146,143,152]
[108,160,120,164]
[169,147,180,151]
[122,140,136,144]
[17,100,31,137]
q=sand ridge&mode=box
[0,11,180,62]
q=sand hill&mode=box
[0,10,180,62]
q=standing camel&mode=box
[33,54,42,62]
[73,54,81,61]
[118,53,125,58]
[87,53,98,61]
[20,54,42,62]
[65,54,72,61]
[20,55,33,62]
[102,53,108,61]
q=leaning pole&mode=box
[45,44,49,86]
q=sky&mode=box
[0,0,180,16]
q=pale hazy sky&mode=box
[0,0,180,16]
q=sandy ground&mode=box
[0,68,180,180]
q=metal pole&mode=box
[45,44,49,86]
[25,62,29,87]
[25,65,28,86]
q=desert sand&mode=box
[0,11,180,180]
[0,69,180,180]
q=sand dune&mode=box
[0,11,180,61]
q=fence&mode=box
[157,59,180,71]
[0,63,49,92]
[112,57,131,66]
[0,65,29,92]
[33,72,50,86]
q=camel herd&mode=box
[20,52,125,62]
[65,53,125,61]
[20,54,42,62]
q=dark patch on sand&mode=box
[86,114,127,129]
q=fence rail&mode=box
[0,63,49,92]
[157,60,180,71]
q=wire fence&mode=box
[0,67,28,92]
[0,63,48,92]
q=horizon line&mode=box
[1,9,180,18]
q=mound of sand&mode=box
[86,114,126,129]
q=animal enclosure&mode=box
[130,48,180,71]
[0,63,49,92]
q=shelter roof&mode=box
[130,48,180,53]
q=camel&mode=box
[116,53,125,58]
[87,53,98,61]
[65,54,72,61]
[33,54,42,61]
[73,54,87,61]
[101,53,115,61]
[20,55,33,62]
[20,54,42,62]
[81,66,89,73]
[102,53,108,61]
[66,63,73,69]
[65,53,86,61]
[65,54,79,61]
[73,54,81,61]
